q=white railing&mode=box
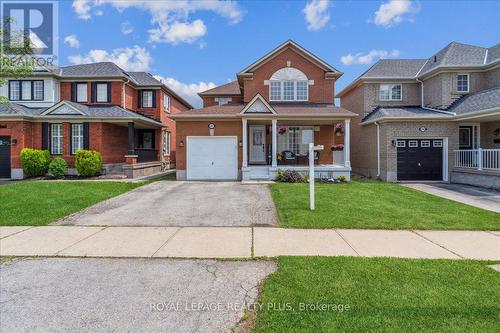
[454,148,500,170]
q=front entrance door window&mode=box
[249,126,266,163]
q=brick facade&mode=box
[202,95,244,107]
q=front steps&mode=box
[249,166,270,180]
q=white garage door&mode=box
[187,136,238,180]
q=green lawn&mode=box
[270,180,499,230]
[0,181,144,226]
[253,257,500,333]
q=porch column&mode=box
[127,122,135,154]
[242,118,248,168]
[344,119,351,168]
[272,119,277,168]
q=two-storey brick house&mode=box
[338,42,500,188]
[171,40,356,181]
[0,62,192,179]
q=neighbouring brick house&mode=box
[171,40,356,181]
[0,62,192,179]
[338,42,500,189]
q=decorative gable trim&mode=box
[240,94,276,115]
[238,40,342,75]
[41,101,86,116]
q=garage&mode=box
[0,136,11,178]
[186,136,238,180]
[397,139,443,181]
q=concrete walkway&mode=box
[1,226,499,260]
[402,182,500,213]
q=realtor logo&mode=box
[1,1,58,59]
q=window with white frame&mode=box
[96,83,108,102]
[269,80,309,101]
[457,74,469,93]
[141,90,153,108]
[396,140,406,147]
[421,140,430,147]
[8,80,44,101]
[50,124,63,155]
[278,127,314,155]
[216,97,231,106]
[76,83,88,102]
[379,84,402,101]
[163,131,171,155]
[433,140,443,147]
[71,124,84,154]
[164,94,170,111]
[408,140,418,147]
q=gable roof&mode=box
[238,40,342,75]
[240,94,276,114]
[198,81,241,96]
[486,43,500,64]
[361,59,428,78]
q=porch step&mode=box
[249,166,270,180]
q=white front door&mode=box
[249,125,266,164]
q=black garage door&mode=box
[0,137,11,178]
[397,139,443,181]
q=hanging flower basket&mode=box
[278,126,288,135]
[334,123,344,136]
[331,144,344,151]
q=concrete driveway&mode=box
[402,182,500,213]
[55,181,278,227]
[0,257,276,333]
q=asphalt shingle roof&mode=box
[61,62,125,77]
[199,81,241,95]
[361,59,428,78]
[486,43,500,64]
[420,42,488,75]
[362,106,452,123]
[126,72,163,86]
[449,86,500,115]
[0,103,43,116]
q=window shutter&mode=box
[83,123,90,149]
[138,90,143,108]
[90,83,96,103]
[107,83,111,103]
[152,90,157,108]
[70,83,76,102]
[41,122,49,150]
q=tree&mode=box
[0,17,35,104]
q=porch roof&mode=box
[170,103,357,119]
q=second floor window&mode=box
[216,97,231,106]
[457,74,469,93]
[379,84,402,101]
[96,83,109,102]
[9,80,44,101]
[142,90,153,108]
[164,94,170,111]
[269,80,309,101]
[76,83,88,102]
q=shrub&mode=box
[75,150,102,177]
[276,169,307,183]
[337,175,346,182]
[48,157,68,179]
[20,148,51,177]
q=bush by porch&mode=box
[270,180,499,230]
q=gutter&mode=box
[375,121,380,178]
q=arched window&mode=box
[269,68,308,102]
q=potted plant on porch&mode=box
[334,123,344,136]
[331,144,344,165]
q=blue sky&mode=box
[58,0,500,107]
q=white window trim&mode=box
[50,123,63,155]
[164,94,170,112]
[268,80,309,102]
[76,83,88,102]
[456,73,469,93]
[96,83,108,103]
[215,97,232,106]
[379,84,402,101]
[71,123,84,154]
[396,140,406,148]
[163,131,171,156]
[142,90,153,108]
[421,140,431,147]
[408,140,418,147]
[278,126,314,155]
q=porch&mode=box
[241,117,351,180]
[452,120,500,189]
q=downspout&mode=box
[122,79,130,108]
[375,121,380,178]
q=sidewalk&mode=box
[1,226,499,260]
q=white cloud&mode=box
[303,0,331,31]
[154,75,216,108]
[149,20,207,44]
[68,45,152,72]
[121,21,134,35]
[71,0,244,44]
[340,49,400,65]
[72,0,91,20]
[373,0,419,27]
[64,34,80,48]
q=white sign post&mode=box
[309,143,324,210]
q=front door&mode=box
[0,137,11,178]
[249,126,266,164]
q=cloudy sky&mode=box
[59,0,500,107]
